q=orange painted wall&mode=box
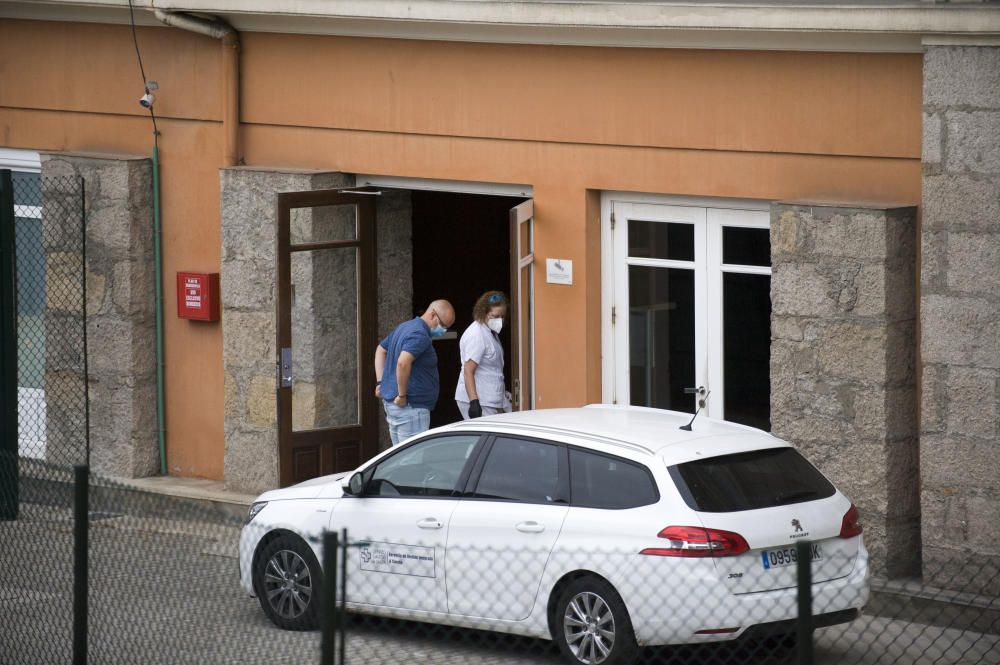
[1,19,921,480]
[1,20,226,479]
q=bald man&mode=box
[374,300,456,445]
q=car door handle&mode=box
[516,521,545,534]
[417,518,443,529]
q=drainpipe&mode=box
[152,145,165,475]
[150,10,241,474]
[152,10,240,166]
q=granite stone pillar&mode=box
[41,153,157,478]
[921,45,1000,593]
[770,202,919,578]
[374,189,413,452]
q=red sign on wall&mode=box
[176,272,220,321]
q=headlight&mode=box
[247,501,268,523]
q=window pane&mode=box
[628,266,695,413]
[473,437,563,504]
[723,272,771,431]
[570,449,658,509]
[290,204,357,245]
[370,435,479,497]
[670,448,835,513]
[722,227,770,267]
[12,171,41,208]
[291,247,359,430]
[627,220,694,261]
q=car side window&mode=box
[569,448,659,509]
[471,436,566,504]
[367,435,480,498]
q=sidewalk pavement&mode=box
[118,474,256,519]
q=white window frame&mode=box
[0,147,41,172]
[601,192,770,420]
[1,148,42,219]
[2,148,44,460]
[705,207,771,420]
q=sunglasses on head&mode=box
[487,293,505,304]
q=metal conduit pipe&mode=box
[153,9,241,166]
[149,10,241,474]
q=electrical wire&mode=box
[127,0,159,147]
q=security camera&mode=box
[139,92,155,108]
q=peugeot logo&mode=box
[792,519,803,533]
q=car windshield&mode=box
[668,447,835,513]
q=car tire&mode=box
[253,534,323,631]
[552,576,638,665]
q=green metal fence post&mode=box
[796,539,815,665]
[321,531,339,665]
[339,529,347,665]
[0,169,18,521]
[73,464,89,665]
[80,176,90,467]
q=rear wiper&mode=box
[774,490,818,505]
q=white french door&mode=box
[604,198,771,430]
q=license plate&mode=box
[761,543,822,569]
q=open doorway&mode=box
[410,191,523,427]
[270,176,532,487]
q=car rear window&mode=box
[669,447,835,513]
[570,448,659,510]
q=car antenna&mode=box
[680,387,709,431]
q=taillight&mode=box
[640,525,750,557]
[839,504,863,538]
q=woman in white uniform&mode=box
[455,291,510,419]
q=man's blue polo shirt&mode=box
[379,317,439,411]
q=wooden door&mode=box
[508,199,534,411]
[276,190,378,486]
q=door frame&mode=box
[509,199,535,411]
[358,174,537,411]
[354,174,531,199]
[600,192,770,415]
[276,189,379,487]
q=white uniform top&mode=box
[454,321,506,407]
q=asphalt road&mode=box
[1,501,998,665]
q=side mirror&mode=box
[342,472,365,497]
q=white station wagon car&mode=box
[239,405,869,665]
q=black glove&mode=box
[468,399,482,419]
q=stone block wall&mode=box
[770,202,919,578]
[921,45,1000,592]
[375,190,413,452]
[41,153,157,478]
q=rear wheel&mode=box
[552,577,637,665]
[253,534,322,630]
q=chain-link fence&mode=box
[2,468,998,665]
[1,168,998,665]
[0,464,307,665]
[12,169,89,468]
[1,168,89,521]
[302,533,999,665]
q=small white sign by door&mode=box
[546,258,573,285]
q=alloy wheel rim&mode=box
[563,591,616,664]
[263,549,313,619]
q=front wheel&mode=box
[253,534,322,630]
[552,577,638,665]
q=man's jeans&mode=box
[383,402,431,445]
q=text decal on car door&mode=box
[359,542,436,578]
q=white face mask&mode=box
[487,317,503,334]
